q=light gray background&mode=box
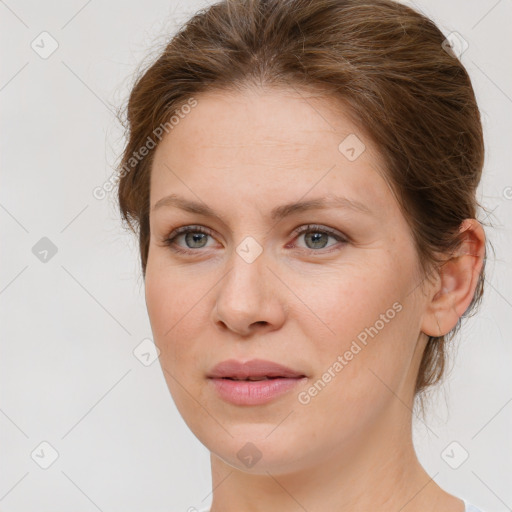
[1,1,511,511]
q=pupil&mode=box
[183,231,328,250]
[306,232,327,249]
[186,232,207,248]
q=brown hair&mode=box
[115,0,491,400]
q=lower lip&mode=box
[209,377,306,405]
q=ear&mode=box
[421,219,486,337]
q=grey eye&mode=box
[303,231,331,249]
[184,232,209,248]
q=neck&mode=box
[207,398,463,512]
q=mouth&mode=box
[220,376,295,381]
[207,358,307,380]
[207,359,307,405]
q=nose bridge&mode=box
[213,236,285,334]
[222,237,270,310]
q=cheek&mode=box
[145,271,174,339]
[144,259,221,389]
[298,258,404,344]
[145,251,203,335]
[300,254,418,394]
[145,270,209,419]
[144,269,196,369]
[295,303,416,447]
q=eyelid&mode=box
[163,224,214,247]
[286,224,348,252]
[162,223,348,254]
[289,224,347,242]
[167,224,213,238]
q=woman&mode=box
[116,0,489,510]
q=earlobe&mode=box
[421,219,486,338]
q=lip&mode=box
[207,359,307,406]
[207,358,306,379]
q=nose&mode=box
[212,248,286,337]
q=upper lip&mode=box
[207,359,306,379]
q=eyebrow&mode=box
[152,193,374,222]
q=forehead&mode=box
[150,87,394,216]
[158,86,366,157]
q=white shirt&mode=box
[463,498,486,512]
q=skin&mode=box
[144,86,485,512]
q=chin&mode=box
[193,422,312,475]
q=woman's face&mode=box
[145,87,431,474]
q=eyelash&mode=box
[161,224,348,255]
